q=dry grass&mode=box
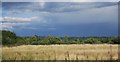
[2,44,118,60]
[0,47,2,61]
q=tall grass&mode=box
[2,44,118,60]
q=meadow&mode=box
[2,44,118,60]
[1,31,119,61]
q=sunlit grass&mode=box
[2,44,118,60]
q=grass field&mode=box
[2,44,118,60]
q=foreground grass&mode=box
[2,44,118,60]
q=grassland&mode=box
[2,44,118,60]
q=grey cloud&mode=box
[3,2,118,14]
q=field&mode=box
[2,44,118,60]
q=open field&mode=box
[2,44,118,60]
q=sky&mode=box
[0,2,118,36]
[1,0,120,2]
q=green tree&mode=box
[2,30,17,45]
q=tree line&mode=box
[1,30,119,46]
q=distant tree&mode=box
[84,38,101,44]
[2,30,17,45]
[111,37,119,44]
[1,30,119,45]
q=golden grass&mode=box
[2,44,118,60]
[0,46,2,61]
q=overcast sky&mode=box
[1,2,118,36]
[1,0,120,2]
